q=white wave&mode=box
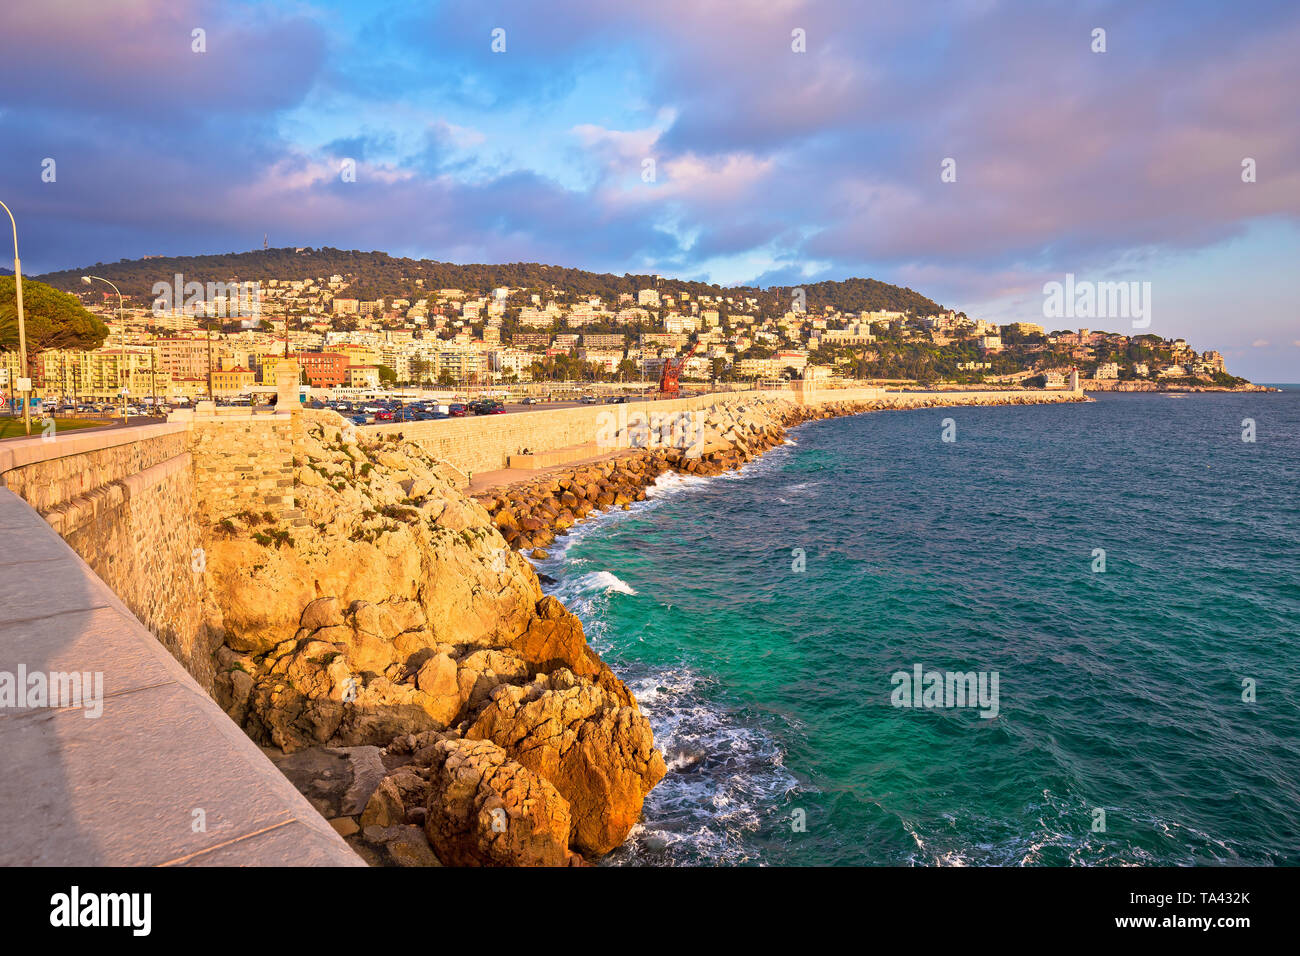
[579,570,637,595]
[645,471,712,498]
[551,569,637,606]
[600,665,808,866]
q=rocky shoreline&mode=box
[1080,381,1278,393]
[201,390,1084,866]
[206,412,664,866]
[474,391,1090,555]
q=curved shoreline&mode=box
[475,391,1090,553]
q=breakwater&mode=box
[365,386,1085,480]
[474,390,1088,554]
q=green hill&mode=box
[36,248,948,316]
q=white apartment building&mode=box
[490,349,534,380]
[519,307,553,328]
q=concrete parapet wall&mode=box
[43,451,213,690]
[0,412,316,693]
[0,415,363,865]
[0,422,189,511]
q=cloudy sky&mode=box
[1,0,1297,379]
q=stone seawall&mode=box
[475,389,1089,554]
[188,413,308,530]
[362,391,790,478]
[366,386,1083,478]
[0,390,1083,693]
[0,424,215,689]
[0,422,189,510]
[0,387,1085,867]
[0,412,316,695]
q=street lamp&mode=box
[82,275,129,420]
[0,200,31,435]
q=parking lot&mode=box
[2,390,704,437]
[315,392,668,425]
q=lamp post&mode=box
[1,200,31,435]
[206,318,214,403]
[82,275,128,420]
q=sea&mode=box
[534,390,1300,866]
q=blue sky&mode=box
[1,0,1297,379]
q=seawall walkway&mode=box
[0,434,362,866]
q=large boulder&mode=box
[467,669,666,856]
[420,737,577,867]
[508,596,634,706]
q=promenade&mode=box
[0,477,362,866]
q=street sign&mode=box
[0,368,8,385]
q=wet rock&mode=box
[421,737,575,867]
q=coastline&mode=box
[204,389,1086,867]
[475,389,1091,553]
[1079,381,1278,393]
[542,388,1300,866]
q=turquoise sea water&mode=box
[536,391,1300,866]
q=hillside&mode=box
[36,248,948,316]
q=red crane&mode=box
[657,341,699,397]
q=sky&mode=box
[1,0,1297,380]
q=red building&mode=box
[292,351,349,387]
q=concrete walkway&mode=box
[468,447,640,495]
[0,487,363,866]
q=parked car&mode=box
[448,404,467,417]
[605,395,628,404]
[579,395,598,405]
[521,396,539,405]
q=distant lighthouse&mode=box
[1069,367,1080,392]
